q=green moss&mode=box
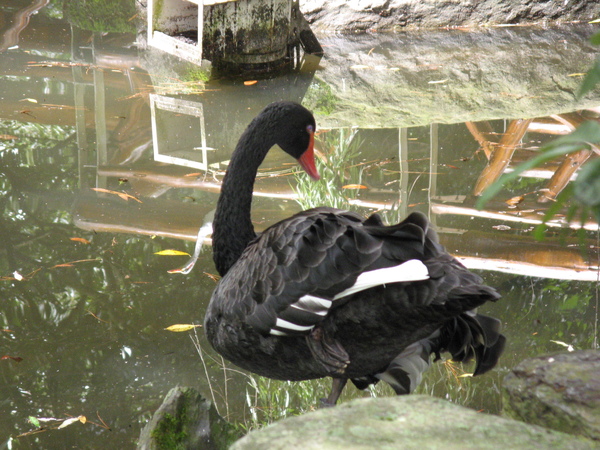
[153,0,164,31]
[183,66,211,83]
[151,412,188,450]
[64,0,136,33]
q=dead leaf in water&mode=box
[2,355,23,363]
[243,80,257,86]
[342,184,368,190]
[505,195,524,207]
[154,249,191,256]
[165,324,202,332]
[91,188,142,203]
[57,416,86,429]
[70,237,91,244]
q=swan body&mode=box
[204,102,505,405]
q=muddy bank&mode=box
[300,0,600,32]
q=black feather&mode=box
[205,102,505,406]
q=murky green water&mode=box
[1,2,599,448]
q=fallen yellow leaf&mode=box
[154,249,191,256]
[164,324,202,332]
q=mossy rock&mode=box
[231,395,596,449]
[503,350,600,442]
[138,386,240,450]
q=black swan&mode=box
[204,101,505,406]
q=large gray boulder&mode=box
[303,26,600,130]
[301,0,600,32]
[503,350,600,442]
[231,395,596,449]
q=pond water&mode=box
[1,2,599,448]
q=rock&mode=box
[137,386,240,450]
[303,26,600,129]
[503,350,600,442]
[300,0,600,32]
[230,395,596,449]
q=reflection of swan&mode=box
[169,210,214,275]
[204,102,505,406]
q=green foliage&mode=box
[574,158,600,210]
[303,79,338,116]
[578,31,600,99]
[577,56,600,99]
[241,377,327,431]
[63,0,137,33]
[294,128,365,210]
[476,121,600,235]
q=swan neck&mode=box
[212,120,275,275]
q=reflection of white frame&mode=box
[149,94,211,170]
[147,0,203,65]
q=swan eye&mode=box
[306,124,314,134]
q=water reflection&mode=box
[0,6,599,448]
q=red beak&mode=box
[297,130,320,180]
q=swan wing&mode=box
[225,209,433,336]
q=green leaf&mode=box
[577,56,600,99]
[532,185,573,240]
[590,31,600,46]
[574,158,600,207]
[28,416,40,428]
[476,121,600,209]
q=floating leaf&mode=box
[550,340,574,352]
[204,272,220,282]
[243,80,257,86]
[154,249,191,256]
[2,355,23,362]
[70,237,91,244]
[505,195,524,207]
[58,417,81,429]
[21,98,38,103]
[164,324,202,332]
[91,188,142,203]
[342,184,367,190]
[28,416,41,428]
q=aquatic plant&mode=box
[294,127,365,211]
